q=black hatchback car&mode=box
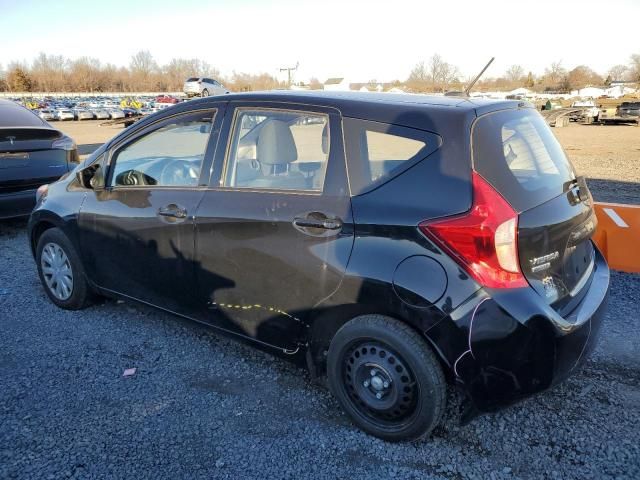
[28,92,609,441]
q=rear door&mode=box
[192,103,354,351]
[473,108,597,312]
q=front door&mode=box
[79,107,223,314]
[193,104,354,351]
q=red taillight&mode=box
[419,172,528,289]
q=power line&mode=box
[279,62,299,86]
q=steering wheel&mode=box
[159,160,199,186]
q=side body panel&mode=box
[193,103,354,351]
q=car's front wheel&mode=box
[327,315,446,442]
[36,227,91,310]
[201,89,209,97]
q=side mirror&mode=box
[77,164,105,190]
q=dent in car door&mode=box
[193,104,354,351]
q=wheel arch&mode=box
[29,216,63,257]
[305,304,450,381]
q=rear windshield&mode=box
[473,109,576,212]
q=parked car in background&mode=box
[155,95,179,104]
[55,109,75,121]
[74,109,94,121]
[28,92,609,442]
[617,101,640,117]
[107,109,125,120]
[0,99,78,219]
[121,108,139,118]
[570,100,599,123]
[38,110,56,121]
[183,77,229,97]
[92,109,110,120]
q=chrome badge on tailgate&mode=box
[529,251,560,273]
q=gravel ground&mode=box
[1,218,639,480]
[552,123,640,205]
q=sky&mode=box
[1,0,639,83]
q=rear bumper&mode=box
[441,246,609,413]
[0,189,37,219]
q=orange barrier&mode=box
[592,202,640,274]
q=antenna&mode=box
[464,57,495,96]
[279,61,299,87]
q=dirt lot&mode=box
[553,124,640,204]
[57,119,640,204]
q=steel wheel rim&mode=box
[41,242,73,301]
[342,340,419,427]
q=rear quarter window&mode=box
[472,109,576,212]
[344,118,441,195]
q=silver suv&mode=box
[183,77,229,97]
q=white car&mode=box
[107,109,125,119]
[93,109,110,120]
[55,109,74,121]
[74,109,94,121]
[183,77,229,97]
[38,109,56,121]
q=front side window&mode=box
[110,110,215,187]
[224,109,329,192]
[344,118,439,195]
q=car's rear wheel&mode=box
[327,315,446,442]
[36,227,91,310]
[201,89,209,97]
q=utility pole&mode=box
[279,62,299,87]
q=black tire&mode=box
[36,227,91,310]
[201,89,209,97]
[327,315,446,442]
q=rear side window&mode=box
[344,118,440,195]
[186,77,199,82]
[223,108,329,192]
[473,109,576,212]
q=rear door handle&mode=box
[158,204,187,219]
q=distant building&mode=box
[323,78,350,91]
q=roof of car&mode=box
[205,90,521,109]
[189,90,525,116]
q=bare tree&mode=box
[307,77,323,90]
[567,65,602,89]
[544,60,567,88]
[407,61,428,91]
[505,64,524,83]
[129,50,158,91]
[6,63,34,92]
[524,71,535,88]
[608,64,628,82]
[630,53,640,82]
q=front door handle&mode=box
[158,204,187,219]
[293,213,343,232]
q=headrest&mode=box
[257,120,298,165]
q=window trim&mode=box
[220,106,331,195]
[105,108,217,191]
